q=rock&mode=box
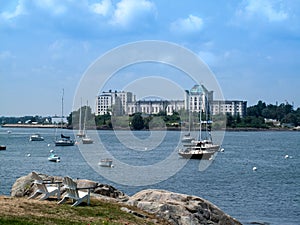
[11,171,128,202]
[127,189,242,225]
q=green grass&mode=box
[0,196,169,225]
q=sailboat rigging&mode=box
[55,89,75,146]
[178,92,220,159]
[82,101,94,144]
[76,99,86,137]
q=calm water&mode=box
[0,127,299,225]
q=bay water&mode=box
[0,127,299,224]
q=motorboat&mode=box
[29,133,44,141]
[98,158,113,167]
[0,145,6,150]
[48,153,60,162]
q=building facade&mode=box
[96,86,247,117]
[96,90,135,116]
[211,100,247,117]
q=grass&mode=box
[0,196,170,225]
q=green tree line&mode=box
[226,100,300,128]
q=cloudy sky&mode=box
[1,0,300,116]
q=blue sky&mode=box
[1,0,300,116]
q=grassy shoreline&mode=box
[0,196,170,225]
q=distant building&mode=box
[211,100,247,117]
[96,90,135,116]
[95,85,247,117]
[127,99,185,115]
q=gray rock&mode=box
[11,171,128,201]
[127,189,242,225]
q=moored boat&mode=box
[48,151,60,162]
[98,158,113,167]
[29,133,44,141]
[0,145,6,150]
[178,140,219,159]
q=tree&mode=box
[131,113,144,130]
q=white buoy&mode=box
[47,144,51,147]
[252,166,257,171]
[285,155,289,159]
[50,149,54,153]
[220,148,225,152]
[27,153,31,157]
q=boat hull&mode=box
[178,151,215,159]
[55,140,75,146]
[82,139,93,144]
[0,145,6,150]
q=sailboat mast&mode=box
[83,101,88,132]
[79,98,82,132]
[199,93,202,141]
[61,89,64,130]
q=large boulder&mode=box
[127,189,242,225]
[11,172,128,201]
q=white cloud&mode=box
[239,0,288,22]
[170,15,203,34]
[110,0,156,28]
[90,0,113,16]
[1,0,26,20]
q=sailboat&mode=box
[179,94,220,159]
[181,109,195,143]
[76,100,86,138]
[55,89,75,147]
[82,102,94,144]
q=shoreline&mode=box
[1,123,298,132]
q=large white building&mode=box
[95,85,247,117]
[96,90,135,116]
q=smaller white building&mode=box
[211,100,247,117]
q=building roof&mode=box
[190,84,208,95]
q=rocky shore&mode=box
[9,172,242,225]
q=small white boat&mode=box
[30,133,44,141]
[98,158,113,167]
[48,153,60,162]
[181,133,195,143]
[82,137,94,144]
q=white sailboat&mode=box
[82,102,94,144]
[179,94,220,159]
[76,99,86,138]
[55,89,75,147]
[181,109,195,143]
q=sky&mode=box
[1,0,300,116]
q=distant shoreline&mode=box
[1,124,64,129]
[1,124,298,132]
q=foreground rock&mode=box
[11,172,242,225]
[11,172,128,201]
[127,189,242,225]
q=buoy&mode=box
[285,155,289,159]
[47,144,51,147]
[144,147,148,150]
[252,167,257,171]
[27,153,31,157]
[220,148,225,152]
[50,149,54,153]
